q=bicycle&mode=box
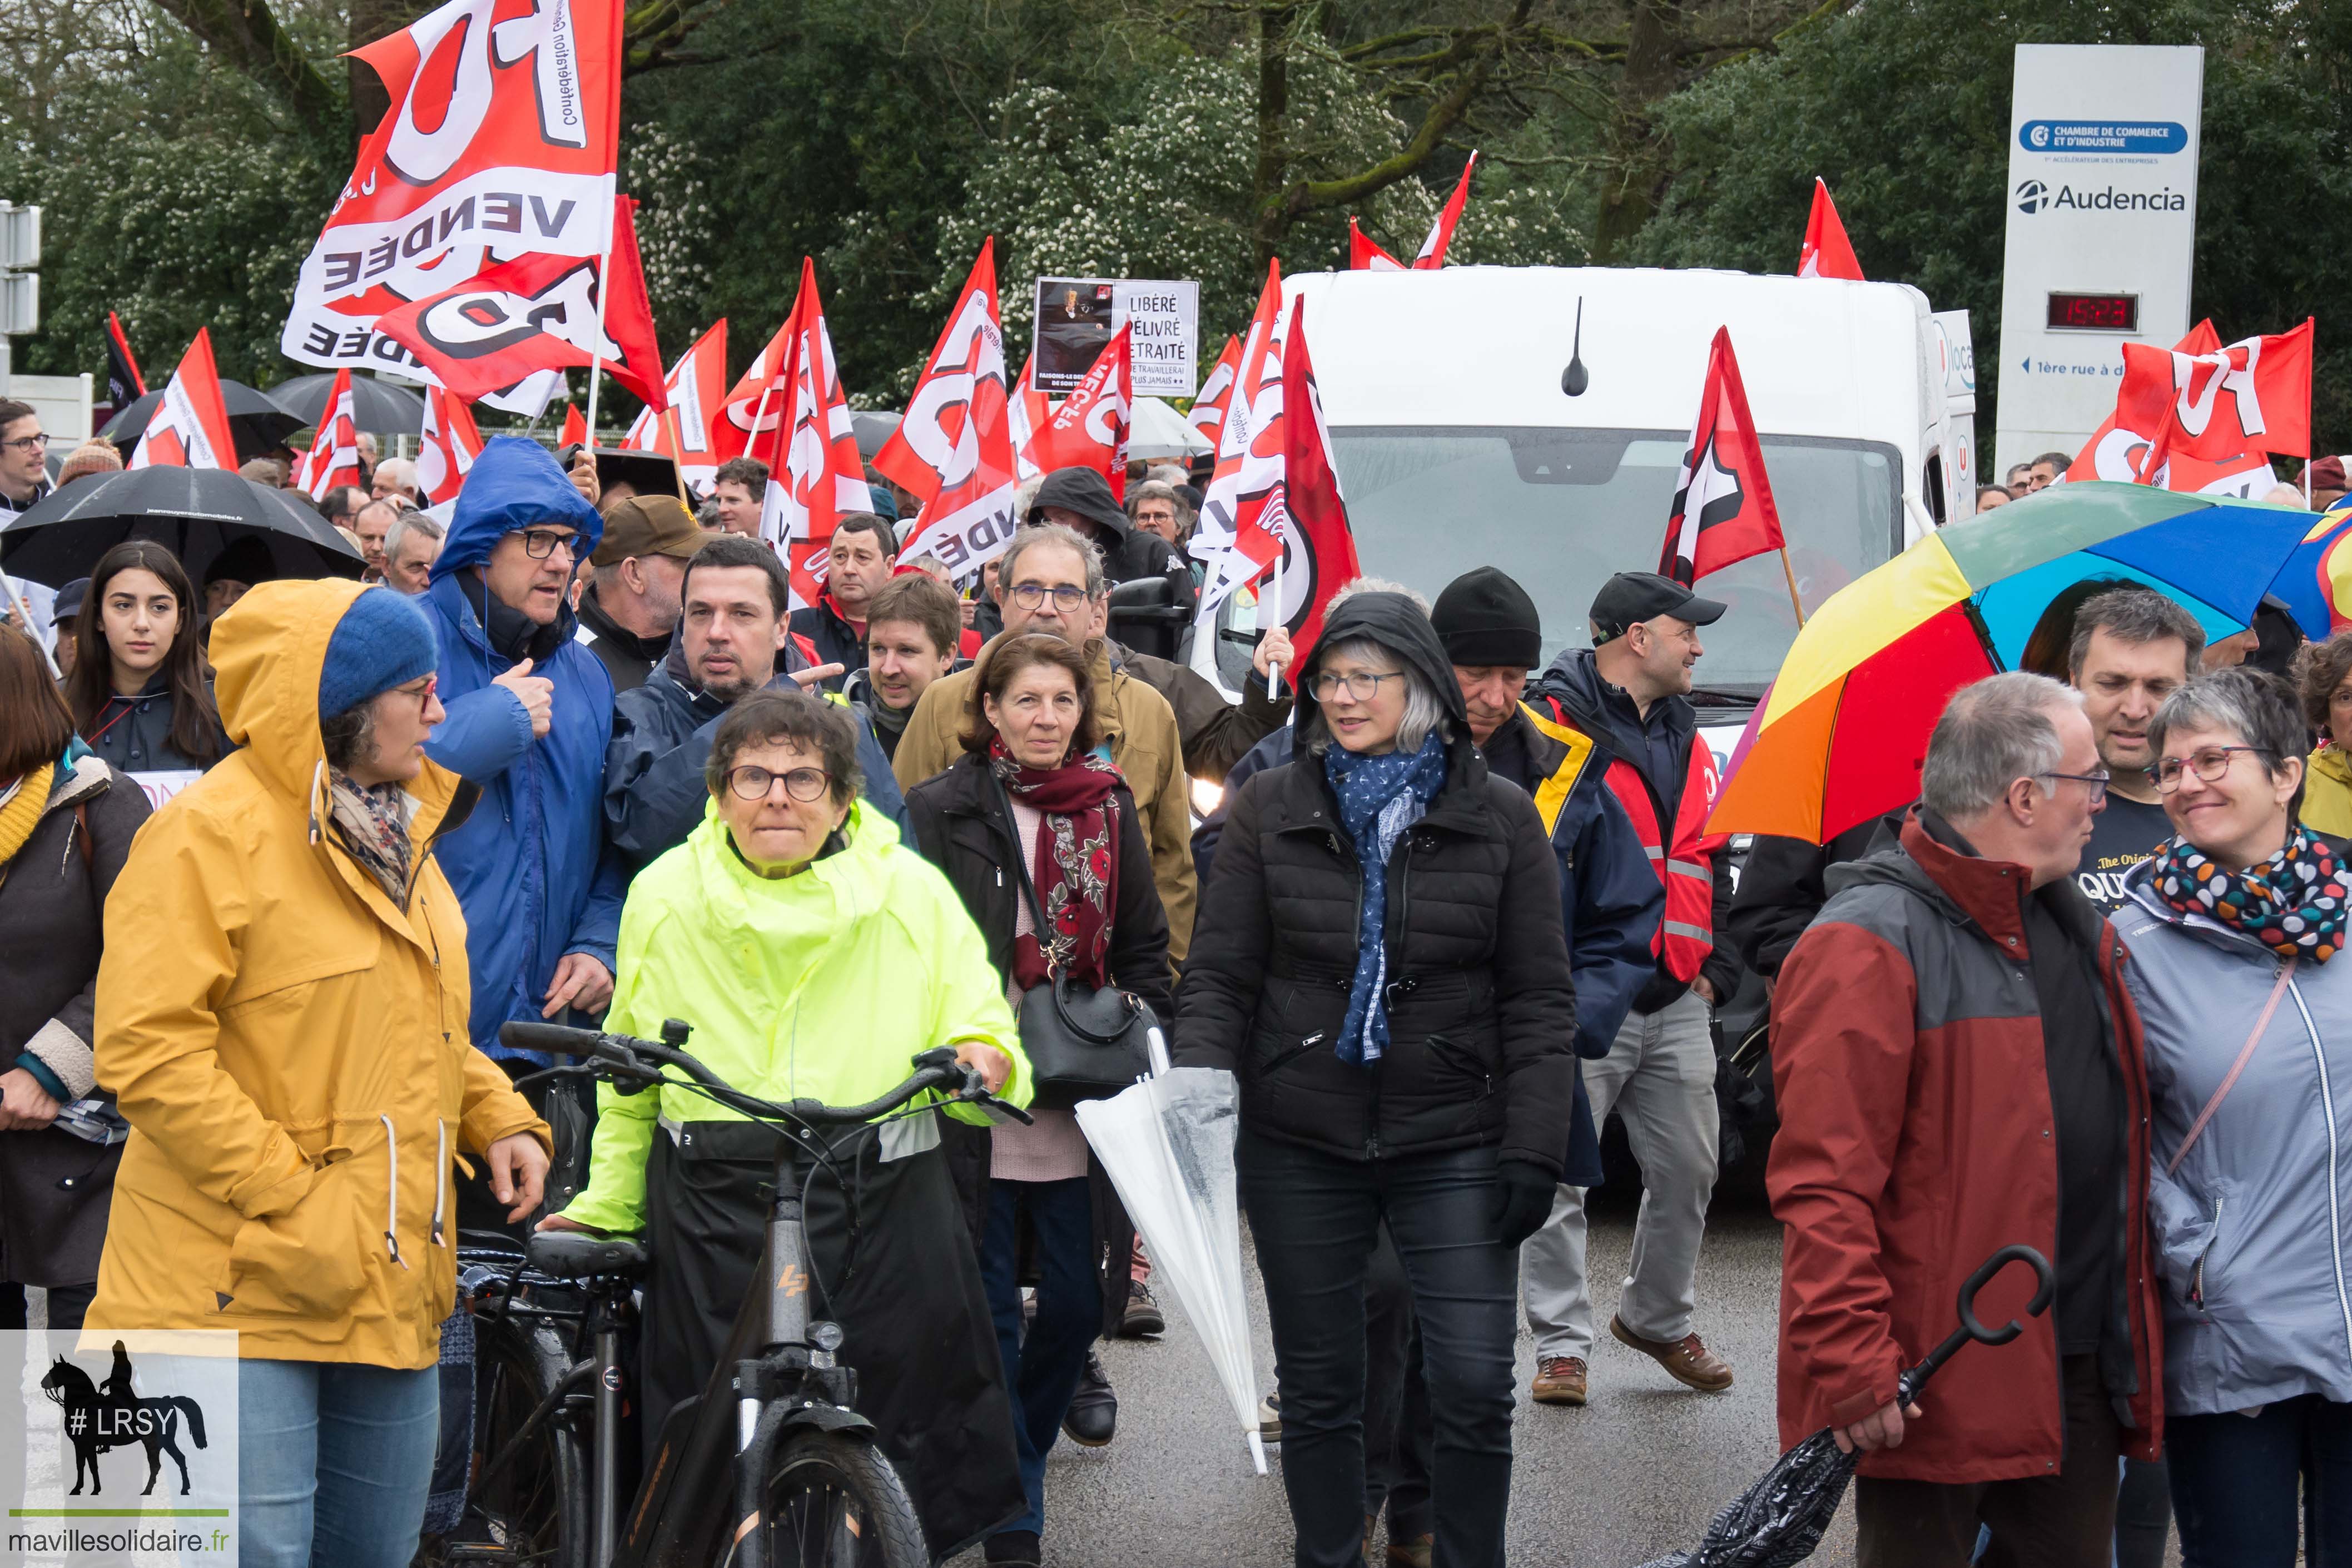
[431,1018,1031,1568]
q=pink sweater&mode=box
[989,798,1092,1184]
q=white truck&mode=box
[1190,264,1977,735]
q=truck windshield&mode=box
[1216,426,1903,703]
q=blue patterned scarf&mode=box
[1326,731,1447,1064]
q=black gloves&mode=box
[1489,1155,1558,1249]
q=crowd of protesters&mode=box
[9,371,2352,1568]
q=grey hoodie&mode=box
[2114,860,2352,1416]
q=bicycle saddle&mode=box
[525,1232,650,1281]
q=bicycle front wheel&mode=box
[735,1429,927,1568]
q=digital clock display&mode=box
[2046,292,2141,333]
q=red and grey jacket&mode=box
[1532,658,1730,994]
[1768,811,2161,1483]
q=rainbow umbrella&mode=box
[1710,483,2343,844]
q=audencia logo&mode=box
[39,1340,210,1497]
[2014,179,2187,215]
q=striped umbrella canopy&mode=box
[1709,483,2348,844]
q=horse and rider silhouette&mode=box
[37,1341,208,1497]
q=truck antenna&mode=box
[1561,297,1589,396]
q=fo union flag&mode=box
[756,259,871,608]
[882,240,1022,575]
[625,320,728,492]
[1189,260,1288,617]
[2116,320,2315,463]
[292,368,364,498]
[2067,320,2274,497]
[418,384,486,514]
[281,0,622,379]
[1029,322,1132,501]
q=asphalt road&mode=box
[956,1190,1860,1568]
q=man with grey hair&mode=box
[893,522,1195,960]
[382,509,444,595]
[1125,479,1191,548]
[1767,671,2161,1567]
[373,454,420,505]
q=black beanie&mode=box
[1431,567,1542,668]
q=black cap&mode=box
[52,577,88,628]
[1588,572,1726,645]
[1432,567,1542,668]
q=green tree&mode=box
[1632,0,2352,470]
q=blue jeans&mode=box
[1240,1132,1519,1568]
[977,1178,1101,1540]
[2170,1396,2352,1567]
[237,1358,440,1568]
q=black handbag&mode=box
[991,771,1160,1108]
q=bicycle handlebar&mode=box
[495,1021,1033,1127]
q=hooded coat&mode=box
[419,437,627,1060]
[2305,744,2352,840]
[86,578,550,1366]
[1172,592,1580,1172]
[1026,467,1180,589]
[78,672,229,778]
[0,749,148,1286]
[1768,811,2160,1480]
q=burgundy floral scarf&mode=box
[990,736,1120,991]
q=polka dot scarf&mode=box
[2150,824,2350,962]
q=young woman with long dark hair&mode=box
[64,540,227,775]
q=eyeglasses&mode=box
[390,674,438,710]
[518,528,579,560]
[726,764,831,803]
[1,433,48,455]
[2038,768,2112,805]
[2154,745,2271,793]
[1008,583,1091,612]
[1312,670,1402,702]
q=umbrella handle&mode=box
[1896,1244,2055,1401]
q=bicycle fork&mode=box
[732,1158,815,1568]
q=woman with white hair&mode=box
[1174,587,1576,1568]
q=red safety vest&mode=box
[1539,696,1724,981]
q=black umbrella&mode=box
[0,467,365,589]
[1631,1246,2056,1568]
[267,371,428,437]
[98,384,307,464]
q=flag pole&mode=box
[1266,543,1284,699]
[1777,547,1807,629]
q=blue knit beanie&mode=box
[319,588,440,718]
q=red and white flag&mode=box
[1190,261,1289,613]
[1347,153,1478,272]
[282,0,622,376]
[1030,322,1132,500]
[128,330,239,471]
[757,259,873,608]
[2067,321,2276,497]
[292,369,364,497]
[1268,299,1362,663]
[375,196,668,409]
[1659,327,1784,586]
[1007,356,1051,484]
[716,318,795,467]
[881,240,1022,575]
[1188,335,1242,447]
[418,384,485,512]
[2116,319,2315,464]
[1797,178,1864,281]
[624,319,728,491]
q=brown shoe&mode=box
[1610,1315,1734,1391]
[1386,1534,1433,1568]
[1529,1355,1588,1406]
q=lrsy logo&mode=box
[38,1341,210,1496]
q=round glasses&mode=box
[726,765,831,802]
[2153,745,2271,793]
[1312,670,1401,702]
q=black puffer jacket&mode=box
[1173,592,1578,1174]
[77,673,229,776]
